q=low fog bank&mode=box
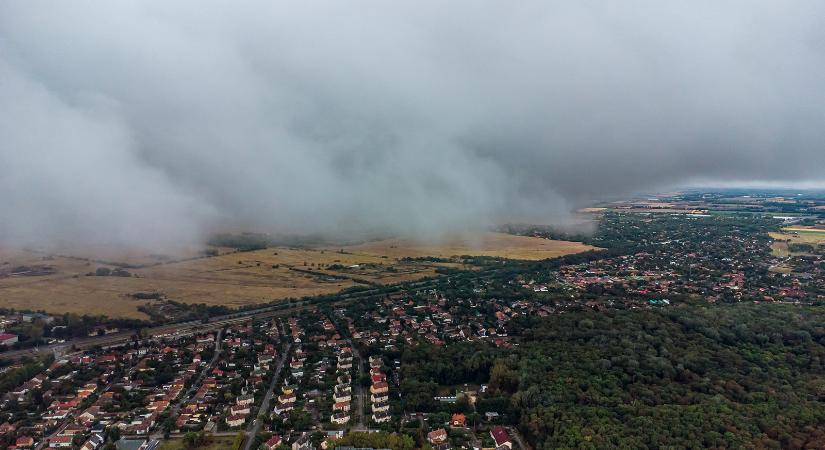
[2,1,825,252]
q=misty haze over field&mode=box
[2,1,825,249]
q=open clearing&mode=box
[0,232,594,319]
[159,436,236,450]
[769,227,825,256]
[340,232,597,260]
[782,227,825,237]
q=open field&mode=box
[782,227,825,235]
[159,436,237,450]
[0,232,594,319]
[0,248,402,319]
[769,228,825,256]
[339,231,598,260]
[577,207,608,213]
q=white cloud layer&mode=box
[2,1,824,247]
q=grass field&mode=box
[0,232,595,319]
[159,436,238,450]
[340,232,597,260]
[782,227,825,237]
[769,227,825,256]
[770,241,791,257]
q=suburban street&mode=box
[34,377,120,450]
[150,328,224,440]
[243,341,293,450]
[350,342,366,430]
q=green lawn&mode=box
[159,436,239,450]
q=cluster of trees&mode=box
[506,304,825,449]
[269,410,313,433]
[0,357,51,395]
[181,431,209,448]
[207,233,270,251]
[0,310,151,353]
[388,212,824,448]
[788,242,824,254]
[399,343,499,413]
[332,431,416,450]
[138,300,234,323]
[397,302,825,448]
[89,267,132,277]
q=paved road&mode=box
[34,376,120,450]
[243,341,293,450]
[173,329,223,415]
[35,421,69,450]
[350,342,367,430]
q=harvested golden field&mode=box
[782,227,825,236]
[0,247,411,319]
[32,243,212,267]
[770,239,790,257]
[769,228,825,256]
[0,232,594,319]
[577,207,608,214]
[0,246,441,319]
[339,232,598,260]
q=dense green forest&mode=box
[389,214,825,448]
[505,304,825,449]
[400,303,825,449]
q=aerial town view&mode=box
[2,2,825,450]
[1,191,825,449]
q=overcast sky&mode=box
[1,1,824,248]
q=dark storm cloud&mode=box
[1,1,824,247]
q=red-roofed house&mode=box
[451,412,466,427]
[48,435,74,448]
[427,428,447,444]
[16,436,35,448]
[490,426,512,449]
[264,435,282,450]
[0,333,18,346]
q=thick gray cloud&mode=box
[1,1,824,248]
